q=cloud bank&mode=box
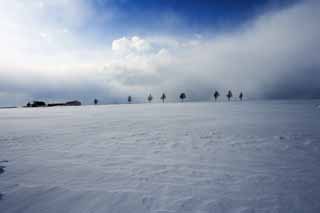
[0,0,319,105]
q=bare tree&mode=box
[179,93,186,102]
[226,90,233,101]
[148,94,153,103]
[239,92,243,101]
[160,93,166,103]
[213,90,220,101]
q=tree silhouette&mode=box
[239,92,243,101]
[213,90,220,101]
[148,94,153,103]
[179,93,186,102]
[226,90,233,101]
[128,96,132,104]
[160,93,166,103]
[94,99,98,105]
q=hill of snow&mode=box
[0,100,320,213]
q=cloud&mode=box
[0,0,319,106]
[0,0,114,105]
[103,1,320,101]
[112,36,152,54]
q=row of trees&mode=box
[93,90,243,105]
[126,93,186,104]
[214,90,243,102]
[130,90,242,104]
[93,91,243,105]
[146,91,243,103]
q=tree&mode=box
[239,92,243,101]
[128,96,132,104]
[179,93,186,102]
[160,93,166,103]
[148,94,153,103]
[94,99,98,105]
[226,90,233,101]
[213,90,220,101]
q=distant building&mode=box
[47,103,66,107]
[65,100,81,106]
[48,100,81,107]
[31,101,46,107]
[25,100,81,108]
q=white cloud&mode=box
[103,1,320,101]
[112,36,152,54]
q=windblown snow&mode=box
[0,101,320,213]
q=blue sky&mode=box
[0,0,319,106]
[82,0,299,38]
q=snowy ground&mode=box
[0,100,320,213]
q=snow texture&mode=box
[0,100,320,213]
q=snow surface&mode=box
[0,100,320,213]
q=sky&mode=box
[0,0,319,106]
